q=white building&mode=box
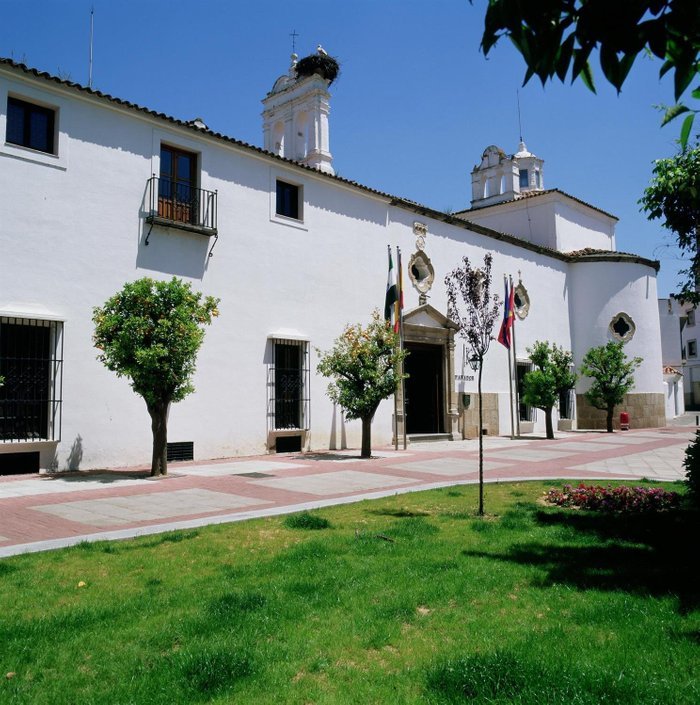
[0,53,666,474]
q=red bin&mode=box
[620,412,630,431]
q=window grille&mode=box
[167,441,194,462]
[0,317,63,442]
[268,339,310,431]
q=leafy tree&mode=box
[580,341,642,433]
[479,0,700,146]
[445,253,500,515]
[683,430,700,505]
[93,277,219,476]
[317,310,406,458]
[640,144,700,303]
[522,341,576,440]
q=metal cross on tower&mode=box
[289,29,299,54]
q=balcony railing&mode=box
[146,175,217,235]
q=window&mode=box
[276,179,302,220]
[688,309,696,327]
[268,339,309,431]
[609,312,635,342]
[688,340,697,358]
[519,169,528,189]
[0,317,63,442]
[6,97,55,154]
[559,388,574,419]
[159,144,198,224]
[516,361,535,422]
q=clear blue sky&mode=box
[1,0,688,297]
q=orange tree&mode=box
[317,311,406,458]
[93,277,219,476]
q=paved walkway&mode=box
[0,427,693,558]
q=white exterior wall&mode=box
[464,200,558,249]
[0,65,665,469]
[464,195,615,253]
[568,262,663,396]
[554,201,616,252]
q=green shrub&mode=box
[283,511,331,530]
[683,430,700,504]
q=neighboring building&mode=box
[657,297,686,417]
[0,52,666,473]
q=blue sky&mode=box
[0,0,688,297]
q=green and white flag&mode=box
[384,245,398,326]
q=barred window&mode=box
[0,317,63,442]
[268,339,310,431]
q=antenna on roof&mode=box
[516,89,523,143]
[88,6,94,88]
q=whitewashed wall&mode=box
[0,66,665,468]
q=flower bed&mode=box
[545,483,680,512]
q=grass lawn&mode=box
[1,480,698,704]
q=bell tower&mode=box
[262,49,336,175]
[470,142,544,208]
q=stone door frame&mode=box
[397,304,459,441]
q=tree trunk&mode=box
[477,363,484,516]
[606,405,614,433]
[545,407,554,439]
[361,415,372,458]
[147,400,170,476]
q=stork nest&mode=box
[295,54,340,84]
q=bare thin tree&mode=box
[445,253,500,515]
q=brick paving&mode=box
[0,427,693,558]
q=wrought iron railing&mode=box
[146,175,217,233]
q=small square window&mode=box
[6,97,56,154]
[688,310,696,327]
[276,180,302,220]
[688,340,697,358]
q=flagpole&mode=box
[398,246,407,450]
[505,276,515,440]
[510,275,521,437]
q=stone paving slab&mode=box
[566,445,686,481]
[32,489,269,527]
[0,475,146,500]
[484,448,576,462]
[387,457,512,476]
[584,434,663,445]
[545,441,625,453]
[179,460,306,476]
[250,470,417,496]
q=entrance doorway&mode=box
[404,342,444,434]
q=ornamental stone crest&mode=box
[413,221,427,251]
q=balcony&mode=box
[145,175,217,236]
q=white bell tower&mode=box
[262,51,335,175]
[470,142,544,208]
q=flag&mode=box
[395,248,404,334]
[497,277,515,348]
[384,246,398,328]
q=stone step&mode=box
[407,433,452,443]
